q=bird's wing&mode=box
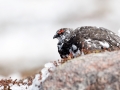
[74,26,120,46]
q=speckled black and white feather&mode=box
[53,26,120,59]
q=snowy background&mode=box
[0,0,120,78]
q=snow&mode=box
[0,0,120,81]
[0,62,57,90]
[10,84,28,90]
[29,62,56,90]
[8,73,21,81]
[44,62,56,71]
[0,86,4,90]
[29,74,41,90]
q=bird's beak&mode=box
[53,34,58,39]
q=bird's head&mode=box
[53,28,73,42]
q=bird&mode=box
[53,26,120,59]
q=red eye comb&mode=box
[58,29,64,34]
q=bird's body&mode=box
[53,26,120,59]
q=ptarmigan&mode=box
[53,26,120,59]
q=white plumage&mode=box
[53,26,120,59]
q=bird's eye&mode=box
[58,29,64,34]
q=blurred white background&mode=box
[0,0,120,77]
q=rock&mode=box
[43,50,120,90]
